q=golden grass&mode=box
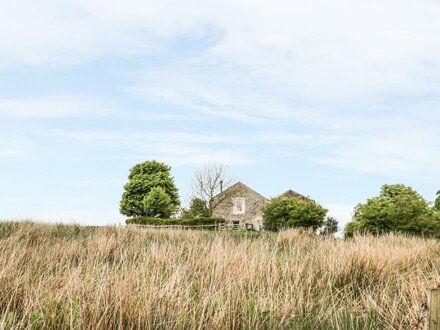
[0,222,439,329]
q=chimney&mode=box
[220,180,223,193]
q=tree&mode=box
[262,197,328,232]
[142,187,174,218]
[182,198,209,219]
[120,160,180,217]
[320,217,339,236]
[434,190,440,211]
[344,184,440,237]
[190,163,236,216]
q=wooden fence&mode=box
[425,288,440,329]
[125,223,253,231]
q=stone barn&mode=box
[211,182,310,231]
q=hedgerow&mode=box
[126,217,225,226]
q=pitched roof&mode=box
[213,181,269,201]
[280,189,312,201]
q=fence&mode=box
[125,223,254,231]
[424,288,440,330]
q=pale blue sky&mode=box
[1,0,440,229]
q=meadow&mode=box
[0,221,439,329]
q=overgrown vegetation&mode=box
[181,198,210,218]
[345,184,440,237]
[262,196,328,232]
[1,221,439,329]
[126,216,225,227]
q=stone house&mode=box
[211,182,310,231]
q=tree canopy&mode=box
[182,198,209,219]
[434,190,440,211]
[263,197,328,232]
[344,184,440,237]
[142,187,174,218]
[120,161,180,218]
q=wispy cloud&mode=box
[1,0,440,226]
[0,138,32,161]
[0,96,112,119]
[47,122,440,178]
[48,129,257,166]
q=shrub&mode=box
[126,217,225,227]
[182,198,209,219]
[319,216,339,236]
[263,197,328,232]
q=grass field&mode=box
[0,221,439,329]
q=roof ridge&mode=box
[213,181,268,200]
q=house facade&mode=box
[211,182,310,231]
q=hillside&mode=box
[0,222,438,329]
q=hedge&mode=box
[126,217,225,226]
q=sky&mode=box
[1,0,440,230]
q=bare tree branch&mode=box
[190,163,237,216]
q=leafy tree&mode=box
[344,184,440,237]
[142,187,174,218]
[182,198,209,219]
[434,190,440,211]
[263,197,328,232]
[120,161,180,217]
[320,217,339,236]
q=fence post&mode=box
[426,289,440,330]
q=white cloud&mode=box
[0,96,112,119]
[3,0,440,91]
[51,130,308,145]
[49,129,257,166]
[2,0,440,179]
[0,139,32,160]
[48,123,440,178]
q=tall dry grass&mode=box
[0,222,439,329]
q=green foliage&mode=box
[30,297,80,330]
[344,221,361,237]
[262,197,328,232]
[120,160,180,217]
[142,187,174,218]
[344,184,440,237]
[434,190,440,211]
[320,217,339,236]
[126,217,225,227]
[182,198,209,219]
[0,221,22,239]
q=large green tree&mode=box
[143,187,174,218]
[344,184,440,237]
[120,161,180,217]
[263,197,328,232]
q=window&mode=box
[232,198,246,214]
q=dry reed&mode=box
[0,221,439,329]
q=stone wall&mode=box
[211,182,269,230]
